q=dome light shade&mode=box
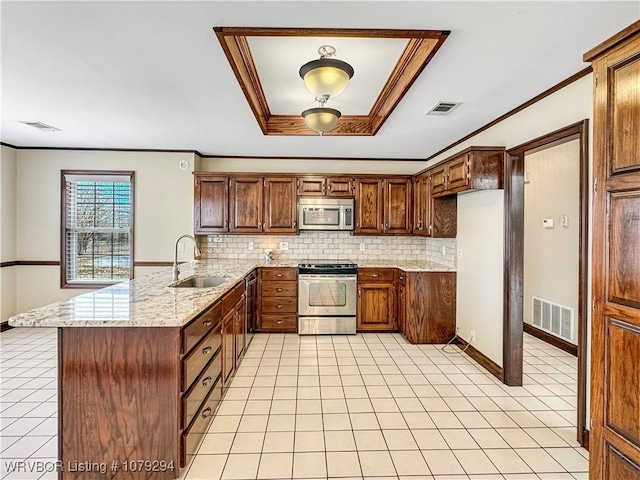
[299,58,354,98]
[301,107,341,135]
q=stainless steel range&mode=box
[298,259,357,335]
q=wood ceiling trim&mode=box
[214,27,449,136]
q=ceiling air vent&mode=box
[426,102,461,116]
[19,121,60,132]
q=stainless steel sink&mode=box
[172,276,231,288]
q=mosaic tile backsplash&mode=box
[198,232,456,268]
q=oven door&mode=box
[298,274,357,317]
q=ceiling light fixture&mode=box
[299,45,353,135]
[299,45,354,98]
[301,95,342,136]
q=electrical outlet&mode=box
[359,243,366,252]
[248,241,254,250]
[457,249,462,259]
[213,235,223,243]
[178,242,185,252]
[470,330,476,343]
[279,242,289,251]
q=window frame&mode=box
[60,170,135,289]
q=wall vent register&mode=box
[532,296,574,342]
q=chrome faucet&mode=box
[172,234,202,282]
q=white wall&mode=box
[524,139,580,344]
[1,146,18,322]
[200,157,422,175]
[426,73,593,369]
[13,149,198,313]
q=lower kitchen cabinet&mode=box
[257,267,298,332]
[357,268,397,331]
[400,272,456,344]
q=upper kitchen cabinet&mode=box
[355,178,384,234]
[414,173,457,238]
[413,174,430,235]
[355,177,412,235]
[429,147,505,197]
[264,177,298,234]
[194,175,229,234]
[383,178,412,234]
[298,176,355,197]
[229,177,263,233]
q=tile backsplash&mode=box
[198,232,456,267]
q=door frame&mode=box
[503,119,589,447]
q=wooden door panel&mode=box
[298,177,326,196]
[431,165,447,195]
[264,177,297,233]
[610,55,640,176]
[195,176,228,233]
[606,318,640,448]
[230,177,263,233]
[327,177,354,197]
[357,283,395,330]
[605,444,640,480]
[432,195,457,238]
[384,178,412,234]
[608,192,640,307]
[355,179,383,234]
[447,154,469,191]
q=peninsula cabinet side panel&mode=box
[59,327,181,480]
[404,272,456,343]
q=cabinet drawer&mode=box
[262,281,297,297]
[358,268,395,282]
[261,314,297,330]
[182,301,221,354]
[222,282,245,313]
[182,351,222,429]
[182,322,222,391]
[261,297,297,314]
[261,268,297,281]
[181,379,222,467]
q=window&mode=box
[61,171,134,288]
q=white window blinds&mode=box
[62,171,133,285]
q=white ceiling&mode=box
[249,36,408,115]
[1,1,638,159]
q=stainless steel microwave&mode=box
[298,198,354,231]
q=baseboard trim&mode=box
[1,322,13,332]
[454,337,503,380]
[523,323,578,356]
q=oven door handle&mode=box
[298,274,357,280]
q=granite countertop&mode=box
[9,259,453,329]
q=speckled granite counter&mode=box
[357,260,456,272]
[8,259,452,328]
[8,261,296,328]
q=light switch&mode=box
[543,218,554,229]
[561,215,569,228]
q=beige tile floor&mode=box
[0,328,587,479]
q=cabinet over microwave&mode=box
[298,198,354,231]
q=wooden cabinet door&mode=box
[357,282,396,331]
[355,178,384,234]
[413,175,427,235]
[383,178,412,234]
[264,177,297,233]
[589,27,640,480]
[432,195,457,238]
[298,176,326,196]
[229,177,263,233]
[222,309,235,386]
[194,175,229,234]
[234,295,246,364]
[327,177,354,197]
[430,164,448,196]
[446,154,470,191]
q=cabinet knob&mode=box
[202,320,212,327]
[202,376,212,387]
[358,288,361,297]
[328,184,332,191]
[276,304,284,308]
[276,274,283,277]
[202,407,212,419]
[276,320,284,325]
[202,346,212,355]
[276,288,283,292]
[372,274,380,278]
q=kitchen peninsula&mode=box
[9,260,455,479]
